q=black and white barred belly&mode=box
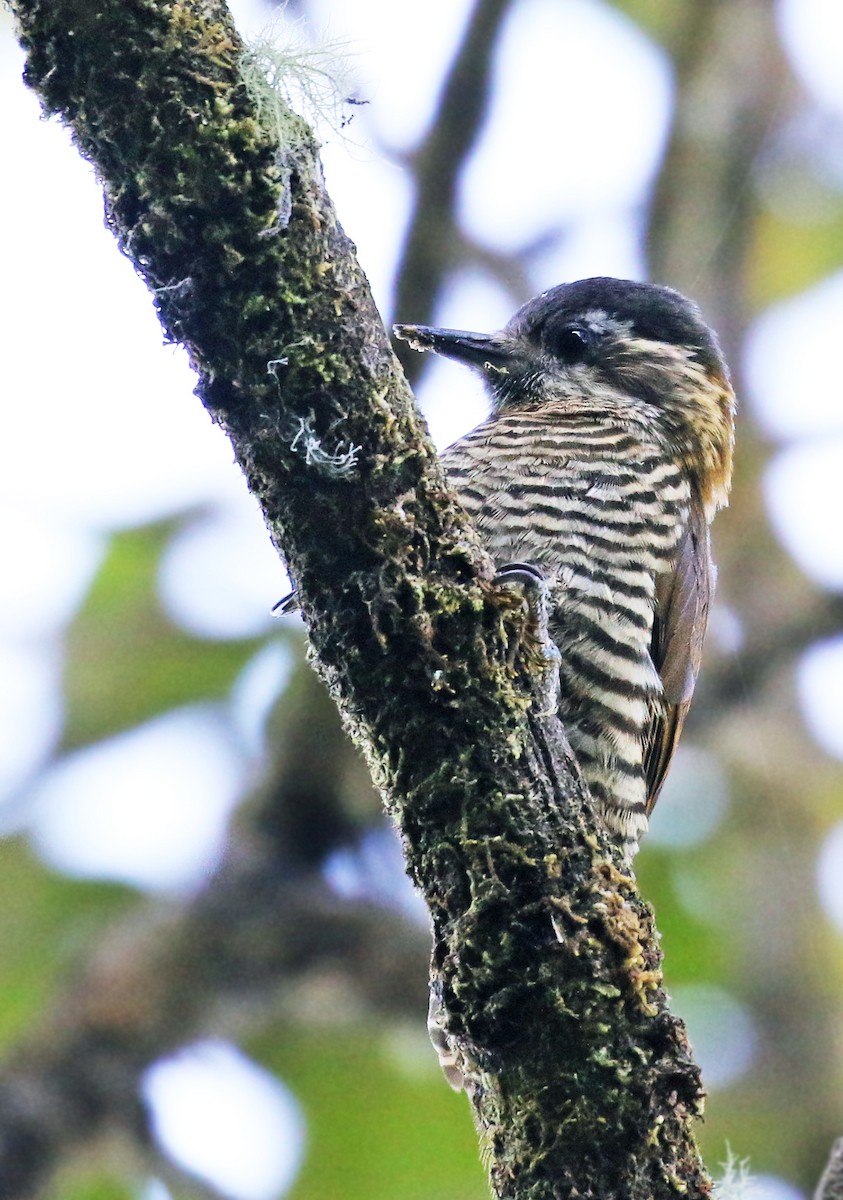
[441,408,691,845]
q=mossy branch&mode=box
[9,1,709,1196]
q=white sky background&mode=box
[1,0,843,1195]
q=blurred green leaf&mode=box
[751,204,843,308]
[637,843,732,984]
[62,520,262,749]
[611,2,671,40]
[255,1026,488,1200]
[48,1168,137,1200]
[0,837,134,1049]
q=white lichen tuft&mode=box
[715,1147,756,1200]
[289,416,361,477]
[239,9,361,147]
[266,362,360,478]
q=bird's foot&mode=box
[271,589,299,616]
[427,978,465,1092]
[493,562,561,715]
[492,561,545,589]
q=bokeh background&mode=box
[2,0,843,1197]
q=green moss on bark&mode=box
[10,2,712,1196]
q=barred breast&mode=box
[441,408,691,847]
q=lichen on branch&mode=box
[9,1,711,1196]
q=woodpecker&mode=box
[395,277,734,854]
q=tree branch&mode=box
[0,871,428,1198]
[9,1,709,1195]
[648,0,792,352]
[0,657,427,1198]
[391,0,516,382]
[816,1140,843,1200]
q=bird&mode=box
[394,276,735,856]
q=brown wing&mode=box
[644,495,714,812]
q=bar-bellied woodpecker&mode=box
[395,276,734,858]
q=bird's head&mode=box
[394,277,735,517]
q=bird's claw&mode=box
[427,978,465,1092]
[493,562,561,715]
[271,589,299,616]
[492,560,546,589]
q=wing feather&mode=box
[644,496,714,811]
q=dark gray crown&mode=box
[508,277,727,376]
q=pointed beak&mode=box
[393,324,513,370]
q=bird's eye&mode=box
[552,325,591,363]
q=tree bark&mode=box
[9,1,709,1195]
